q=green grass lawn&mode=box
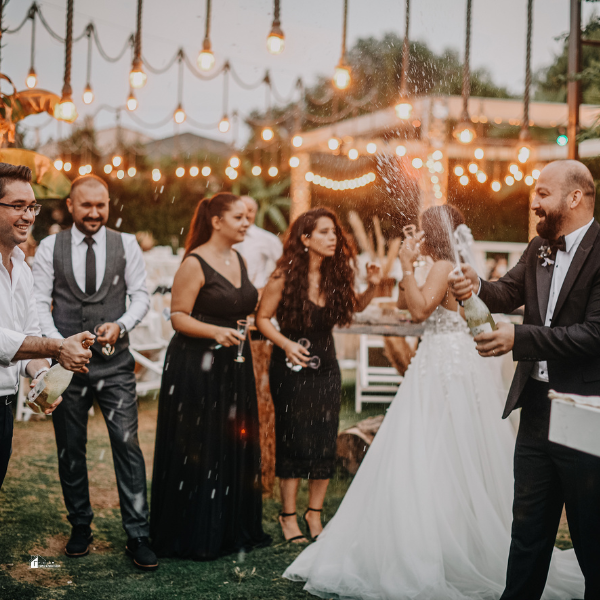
[0,380,572,599]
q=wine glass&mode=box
[286,338,311,371]
[94,324,115,356]
[234,319,248,363]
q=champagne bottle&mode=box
[27,364,74,414]
[463,291,496,336]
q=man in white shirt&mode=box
[450,160,600,599]
[234,196,283,291]
[0,163,92,489]
[32,175,156,571]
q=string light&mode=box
[252,165,262,176]
[117,169,125,179]
[328,137,340,151]
[292,135,303,147]
[262,127,274,141]
[202,166,211,176]
[476,171,487,183]
[348,148,359,160]
[333,61,351,90]
[366,142,377,154]
[468,163,478,174]
[268,166,278,177]
[104,164,113,174]
[63,162,72,172]
[26,67,37,89]
[432,150,443,161]
[267,0,285,54]
[509,164,518,175]
[78,166,87,176]
[152,168,161,182]
[517,145,531,163]
[176,167,185,177]
[82,84,94,105]
[454,166,464,176]
[289,156,300,168]
[505,175,515,186]
[454,122,476,144]
[305,170,376,190]
[229,156,241,168]
[491,180,501,192]
[525,175,534,186]
[412,158,423,169]
[54,159,63,171]
[128,167,137,177]
[459,175,469,186]
[219,115,230,133]
[532,169,540,179]
[126,91,138,111]
[174,105,186,124]
[396,145,406,157]
[514,171,523,181]
[112,155,122,167]
[474,148,484,159]
[189,166,199,177]
[226,166,238,180]
[395,101,412,120]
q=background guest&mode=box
[151,193,271,560]
[32,174,155,571]
[256,207,381,543]
[0,163,92,489]
[234,195,283,293]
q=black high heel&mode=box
[278,512,308,543]
[303,507,323,541]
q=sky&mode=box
[2,0,598,149]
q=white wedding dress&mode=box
[284,306,584,600]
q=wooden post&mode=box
[567,0,581,160]
[290,152,311,222]
[250,338,276,497]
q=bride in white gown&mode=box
[284,206,584,600]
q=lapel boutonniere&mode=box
[537,245,554,268]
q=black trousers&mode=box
[51,352,150,539]
[0,395,15,489]
[501,379,600,600]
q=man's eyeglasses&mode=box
[0,202,42,216]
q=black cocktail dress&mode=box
[150,252,271,560]
[269,302,342,480]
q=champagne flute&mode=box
[234,319,248,363]
[286,338,311,371]
[94,324,115,356]
[403,223,426,269]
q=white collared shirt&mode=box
[32,226,150,339]
[0,246,47,395]
[532,217,595,382]
[234,224,283,290]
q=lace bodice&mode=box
[423,305,469,335]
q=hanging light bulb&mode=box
[197,37,215,71]
[174,104,186,124]
[292,135,303,147]
[517,145,531,164]
[395,99,413,120]
[26,67,37,89]
[328,137,340,151]
[366,142,377,154]
[128,167,137,177]
[126,91,138,112]
[454,166,464,176]
[476,171,487,183]
[104,164,113,174]
[396,145,406,157]
[55,93,78,123]
[202,165,211,176]
[474,148,484,159]
[252,165,262,176]
[82,83,94,105]
[129,57,147,89]
[117,169,125,179]
[459,175,469,186]
[189,166,199,177]
[491,180,501,192]
[54,159,64,171]
[454,120,476,144]
[176,167,185,177]
[152,168,161,182]
[229,156,241,168]
[289,156,300,168]
[412,158,423,169]
[348,148,359,160]
[262,127,274,141]
[268,166,278,177]
[219,115,230,133]
[333,60,351,90]
[267,0,285,55]
[112,155,122,167]
[505,175,515,186]
[468,163,478,174]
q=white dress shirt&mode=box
[234,224,283,290]
[0,246,48,395]
[32,226,150,340]
[532,217,595,382]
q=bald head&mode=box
[67,175,110,236]
[241,195,258,225]
[544,160,596,210]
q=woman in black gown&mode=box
[150,193,271,560]
[256,208,381,543]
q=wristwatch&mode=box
[117,322,127,339]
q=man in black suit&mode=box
[450,159,600,599]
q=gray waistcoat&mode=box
[52,227,129,361]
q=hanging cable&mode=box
[174,50,186,123]
[25,5,37,88]
[91,24,133,63]
[333,0,351,90]
[400,0,410,96]
[129,0,147,88]
[55,0,77,122]
[82,24,94,104]
[521,0,533,138]
[197,0,215,71]
[142,47,180,74]
[453,0,476,143]
[266,0,284,55]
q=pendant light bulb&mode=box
[129,58,147,89]
[26,67,38,89]
[197,38,215,71]
[82,84,94,105]
[333,60,351,90]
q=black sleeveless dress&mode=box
[150,252,271,560]
[269,302,342,480]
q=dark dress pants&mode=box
[501,379,600,600]
[0,395,15,489]
[51,351,150,538]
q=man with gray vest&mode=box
[33,174,157,571]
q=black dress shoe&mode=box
[65,524,93,557]
[125,537,158,571]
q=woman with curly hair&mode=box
[256,207,381,544]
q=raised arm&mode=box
[169,255,243,347]
[256,274,310,367]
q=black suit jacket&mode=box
[479,220,600,419]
